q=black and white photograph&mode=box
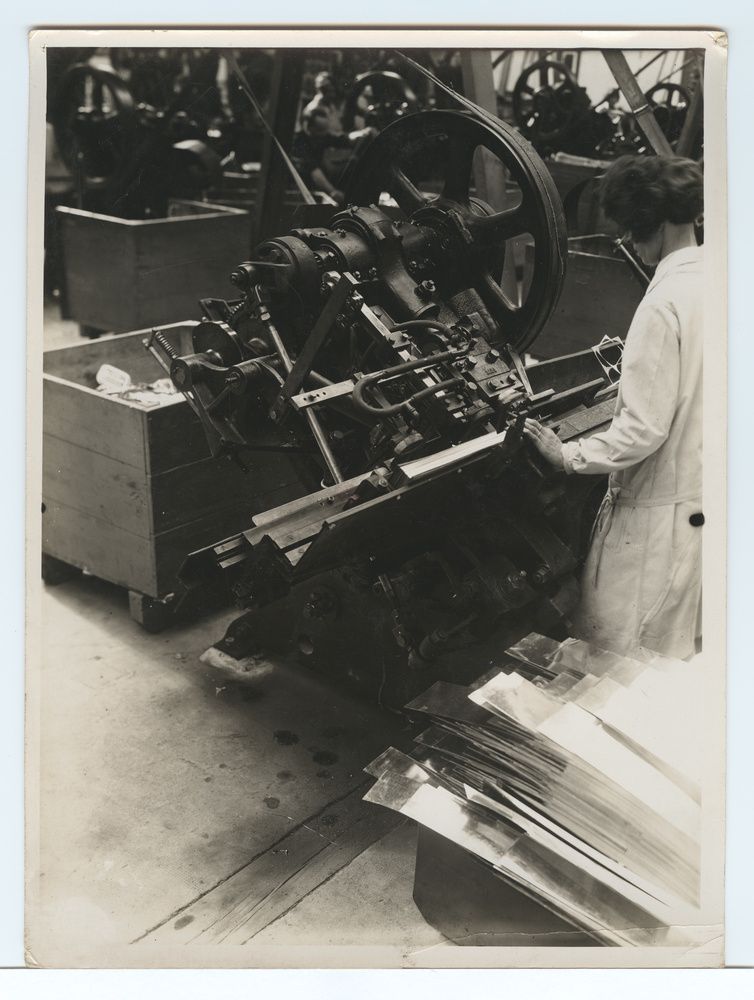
[25,27,726,968]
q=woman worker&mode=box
[524,154,703,661]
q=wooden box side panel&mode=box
[58,204,249,333]
[57,208,138,331]
[42,499,157,596]
[143,398,214,473]
[41,317,316,597]
[41,449,310,597]
[530,252,643,360]
[43,377,148,471]
[42,322,199,473]
[43,323,198,388]
[43,434,152,537]
[149,451,312,533]
[132,212,250,329]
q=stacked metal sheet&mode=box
[364,632,706,947]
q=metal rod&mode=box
[273,273,356,417]
[590,50,666,110]
[651,56,696,92]
[223,50,316,206]
[613,237,651,286]
[262,313,344,483]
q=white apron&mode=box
[561,246,704,660]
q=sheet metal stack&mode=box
[364,632,706,947]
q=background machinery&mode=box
[511,56,697,159]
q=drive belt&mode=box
[223,50,317,205]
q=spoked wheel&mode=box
[512,59,588,151]
[646,82,690,146]
[343,109,567,354]
[52,63,138,195]
[344,70,419,131]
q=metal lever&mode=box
[270,272,358,422]
[251,286,344,484]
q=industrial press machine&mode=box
[149,107,624,705]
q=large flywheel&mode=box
[343,109,567,354]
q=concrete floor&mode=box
[31,303,449,967]
[31,570,449,966]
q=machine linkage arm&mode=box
[248,281,345,484]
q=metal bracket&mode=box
[270,272,359,422]
[290,379,358,411]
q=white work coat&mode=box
[561,245,703,660]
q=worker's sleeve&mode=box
[561,301,681,475]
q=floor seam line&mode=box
[195,842,332,943]
[242,816,407,944]
[130,777,371,943]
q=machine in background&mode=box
[511,57,697,160]
[51,57,230,219]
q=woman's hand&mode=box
[523,418,565,470]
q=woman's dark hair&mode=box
[600,155,703,242]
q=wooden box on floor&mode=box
[526,236,645,360]
[203,171,309,240]
[56,199,249,335]
[42,323,313,629]
[545,153,609,235]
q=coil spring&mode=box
[152,329,178,360]
[226,300,246,325]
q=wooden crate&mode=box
[526,237,645,360]
[203,172,346,243]
[57,200,250,334]
[546,154,610,236]
[42,323,314,622]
